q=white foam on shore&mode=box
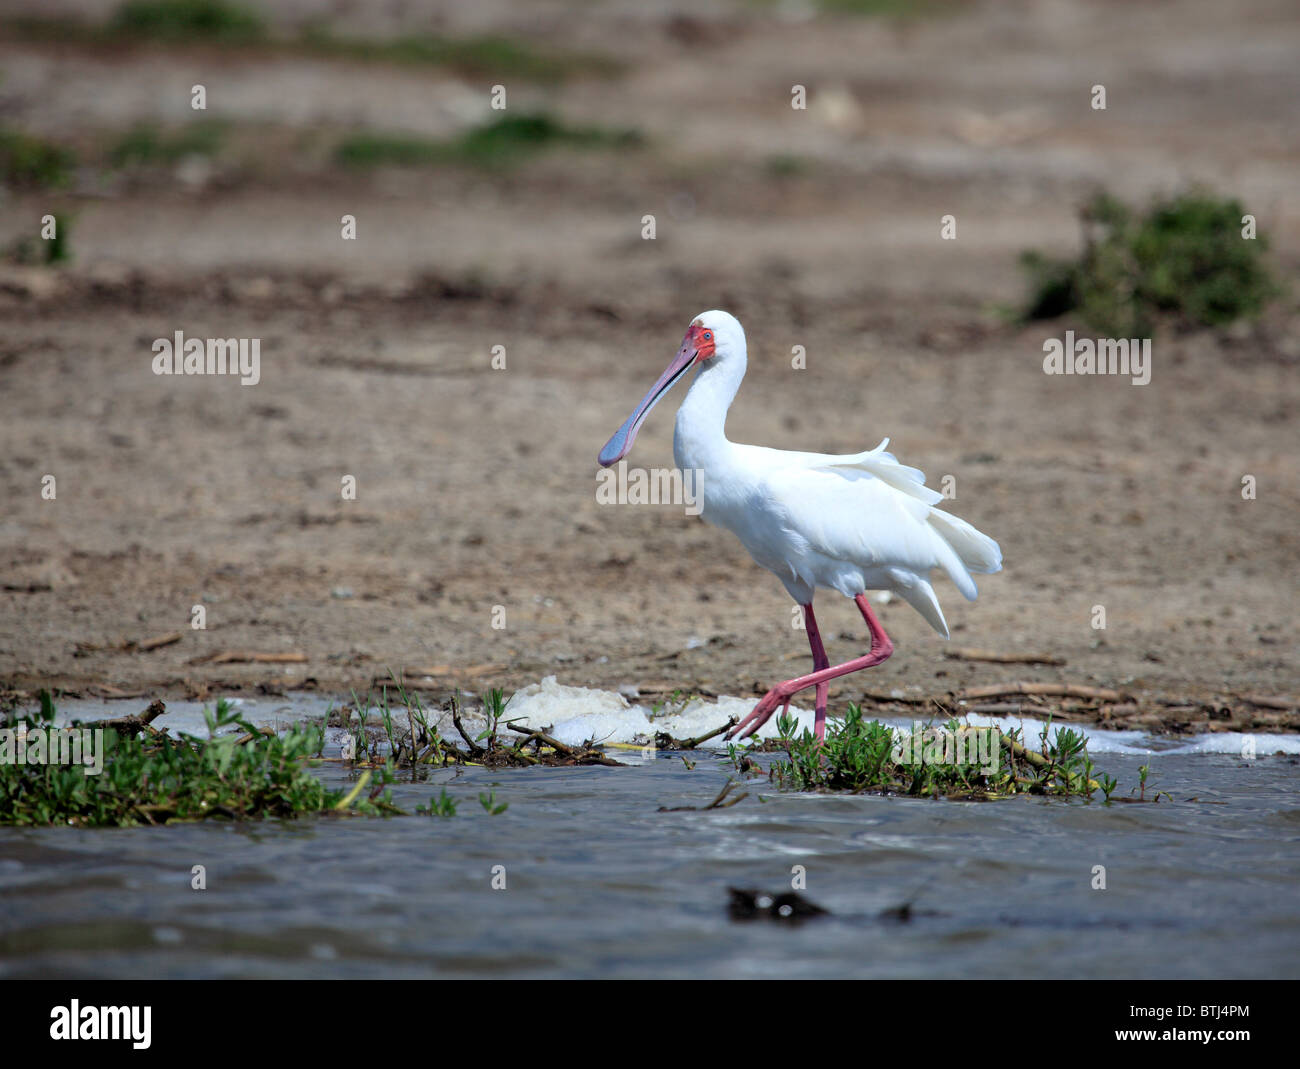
[502,676,817,747]
[36,682,1299,757]
[954,712,1300,756]
[503,677,1299,756]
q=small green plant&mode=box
[1035,723,1095,797]
[0,128,75,189]
[479,790,508,815]
[1020,190,1281,335]
[474,688,513,748]
[1132,763,1172,803]
[416,789,458,817]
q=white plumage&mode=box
[667,311,1001,633]
[598,309,1002,740]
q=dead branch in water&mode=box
[654,718,737,750]
[659,778,748,812]
[99,699,168,736]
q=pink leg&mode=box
[803,603,831,740]
[726,594,894,743]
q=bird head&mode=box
[597,310,744,467]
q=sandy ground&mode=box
[1,0,1296,733]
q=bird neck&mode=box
[673,352,745,472]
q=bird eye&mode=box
[703,332,712,341]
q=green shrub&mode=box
[1020,190,1280,335]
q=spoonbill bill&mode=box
[597,310,1002,742]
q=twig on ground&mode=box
[945,648,1065,665]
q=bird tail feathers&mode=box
[888,572,950,639]
[927,509,1003,577]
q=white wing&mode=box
[738,439,1002,637]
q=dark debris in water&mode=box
[728,888,829,923]
[878,901,943,924]
[658,779,747,812]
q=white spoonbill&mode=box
[597,310,1002,742]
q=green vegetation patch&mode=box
[1020,190,1281,336]
[0,694,397,827]
[4,5,618,83]
[110,0,266,43]
[335,113,642,169]
[733,704,1128,801]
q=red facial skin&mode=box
[686,322,718,362]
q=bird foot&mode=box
[726,686,793,742]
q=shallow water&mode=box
[2,692,1298,978]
